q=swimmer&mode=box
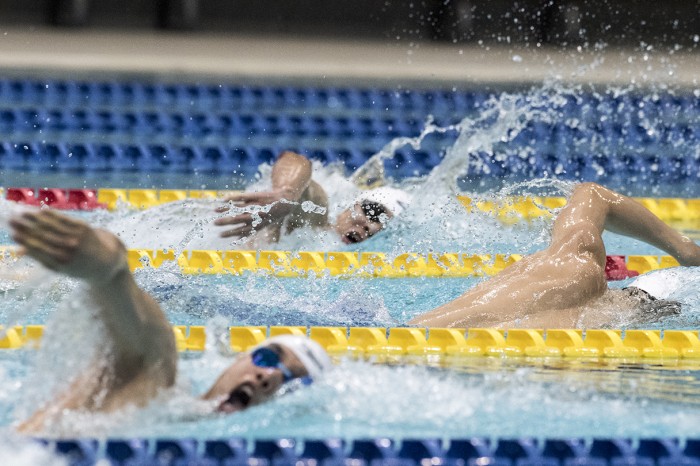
[410,182,700,329]
[9,182,700,431]
[8,209,330,432]
[214,151,411,245]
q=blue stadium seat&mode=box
[4,142,34,170]
[155,145,187,173]
[96,144,133,171]
[123,144,163,172]
[192,146,225,171]
[335,149,368,172]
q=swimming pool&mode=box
[0,74,699,464]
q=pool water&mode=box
[4,347,700,440]
[0,76,698,459]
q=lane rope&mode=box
[2,187,700,223]
[3,324,700,362]
[0,247,680,277]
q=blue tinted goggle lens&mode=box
[251,347,295,383]
[251,347,281,368]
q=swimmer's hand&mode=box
[9,210,127,285]
[214,189,295,238]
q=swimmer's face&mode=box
[334,201,393,244]
[201,343,309,413]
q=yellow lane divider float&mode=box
[0,246,681,277]
[125,249,680,277]
[91,188,700,223]
[4,325,700,362]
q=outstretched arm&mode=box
[10,210,177,413]
[560,183,700,266]
[215,151,329,239]
[410,182,700,328]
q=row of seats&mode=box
[468,151,700,182]
[0,79,490,112]
[1,106,698,146]
[0,142,437,175]
[0,79,697,118]
[0,107,438,139]
[511,121,700,149]
[45,437,700,466]
[1,141,698,180]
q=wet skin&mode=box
[333,203,392,244]
[202,343,309,413]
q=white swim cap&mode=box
[628,268,684,300]
[261,335,332,380]
[356,187,412,217]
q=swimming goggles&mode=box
[251,346,312,385]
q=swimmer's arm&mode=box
[10,211,177,383]
[216,151,329,237]
[271,150,314,203]
[270,151,329,228]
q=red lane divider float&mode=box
[6,188,106,210]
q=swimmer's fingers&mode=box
[9,211,89,266]
[10,227,69,270]
[20,209,85,237]
[219,192,266,207]
[215,214,253,238]
[10,211,85,247]
[220,192,247,203]
[9,217,78,258]
[219,224,253,238]
[215,197,260,214]
[214,213,253,227]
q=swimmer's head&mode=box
[202,335,331,413]
[624,286,682,323]
[334,187,412,244]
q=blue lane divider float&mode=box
[40,437,700,465]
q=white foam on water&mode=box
[0,436,67,466]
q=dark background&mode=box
[0,0,698,47]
